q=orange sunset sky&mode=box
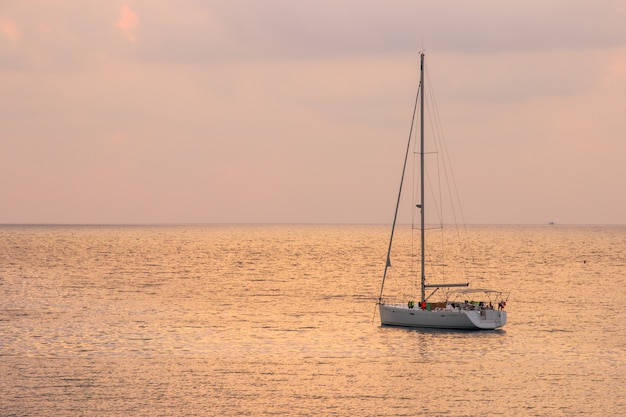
[1,1,625,224]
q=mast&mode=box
[419,52,426,303]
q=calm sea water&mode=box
[1,224,624,416]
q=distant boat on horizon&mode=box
[377,52,508,330]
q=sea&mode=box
[0,224,624,416]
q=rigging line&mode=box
[421,72,444,226]
[423,152,447,283]
[436,116,477,281]
[427,72,467,232]
[423,65,449,283]
[422,150,443,225]
[424,73,449,203]
[425,68,458,227]
[422,74,442,221]
[378,69,422,304]
[424,75,449,282]
[431,99,469,283]
[371,303,378,325]
[425,65,477,282]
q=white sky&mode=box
[1,1,625,224]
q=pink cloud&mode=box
[117,5,138,42]
[110,132,127,145]
[0,16,20,41]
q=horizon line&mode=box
[0,222,624,227]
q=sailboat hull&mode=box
[379,304,506,330]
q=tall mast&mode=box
[420,52,426,303]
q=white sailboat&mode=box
[377,52,507,330]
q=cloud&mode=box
[117,5,138,43]
[114,0,626,67]
[0,16,20,41]
[2,1,626,223]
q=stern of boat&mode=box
[467,308,507,329]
